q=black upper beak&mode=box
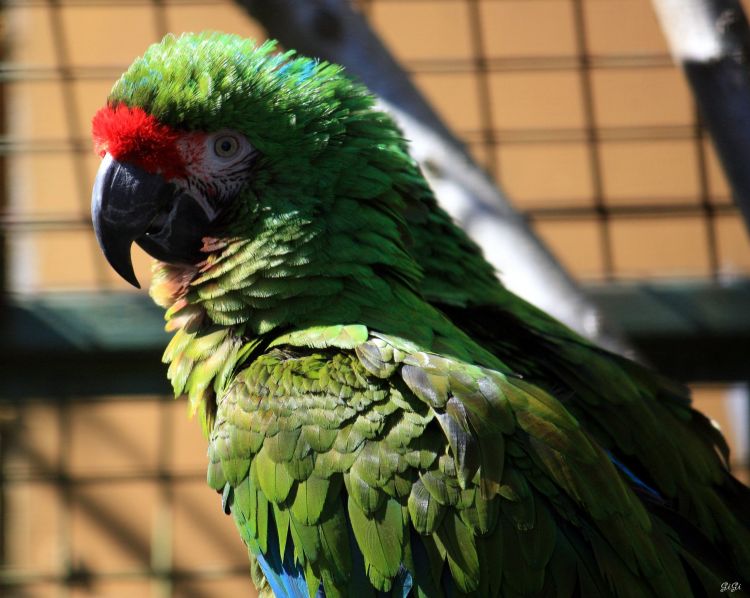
[92,154,167,288]
[91,153,213,288]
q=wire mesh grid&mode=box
[1,1,749,597]
[359,0,745,281]
[1,0,749,290]
[1,395,257,597]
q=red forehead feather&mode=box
[92,105,186,180]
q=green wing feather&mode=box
[200,323,740,597]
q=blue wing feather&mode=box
[607,450,663,501]
[255,515,309,598]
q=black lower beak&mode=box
[91,153,212,288]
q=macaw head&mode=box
[91,32,406,289]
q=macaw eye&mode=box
[213,135,240,158]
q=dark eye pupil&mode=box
[215,135,240,157]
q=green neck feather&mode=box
[128,33,505,431]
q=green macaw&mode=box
[91,33,750,597]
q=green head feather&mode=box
[110,33,381,172]
[108,33,440,334]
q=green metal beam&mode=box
[589,280,750,382]
[1,281,749,399]
[0,292,170,398]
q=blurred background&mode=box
[1,1,749,596]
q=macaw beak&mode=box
[91,153,212,288]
